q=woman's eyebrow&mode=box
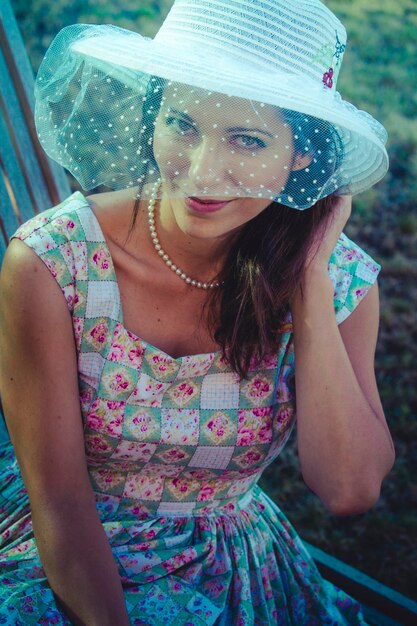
[226,126,274,138]
[167,109,273,138]
[167,108,197,125]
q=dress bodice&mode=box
[13,192,380,518]
[2,192,378,624]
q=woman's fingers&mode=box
[307,195,353,268]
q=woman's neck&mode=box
[153,195,233,281]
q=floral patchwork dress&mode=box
[0,193,380,625]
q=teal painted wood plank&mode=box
[0,112,35,230]
[0,224,7,260]
[0,150,22,245]
[304,540,417,625]
[0,414,9,443]
[0,0,37,109]
[0,47,52,215]
[0,0,71,207]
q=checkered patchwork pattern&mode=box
[3,193,376,625]
[329,232,381,324]
[12,193,381,516]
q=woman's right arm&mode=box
[0,239,130,626]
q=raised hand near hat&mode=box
[304,194,352,273]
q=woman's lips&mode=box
[185,196,233,213]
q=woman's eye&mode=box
[165,116,196,136]
[231,135,267,150]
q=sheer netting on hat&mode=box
[35,23,388,210]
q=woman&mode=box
[0,0,395,624]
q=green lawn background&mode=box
[10,0,417,600]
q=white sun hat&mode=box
[34,0,389,210]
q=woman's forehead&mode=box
[159,83,284,130]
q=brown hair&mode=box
[205,196,334,377]
[131,191,334,378]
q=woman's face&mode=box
[152,85,309,240]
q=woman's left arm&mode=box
[291,197,395,516]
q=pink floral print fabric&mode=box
[0,193,380,624]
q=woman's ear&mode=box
[292,152,313,171]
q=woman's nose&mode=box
[187,137,225,188]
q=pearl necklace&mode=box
[147,182,221,290]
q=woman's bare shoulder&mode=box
[1,239,73,346]
[86,188,139,240]
[1,238,71,312]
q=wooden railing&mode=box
[304,541,417,625]
[0,0,70,257]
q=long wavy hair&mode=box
[130,77,342,377]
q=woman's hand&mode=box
[290,195,352,311]
[306,194,352,271]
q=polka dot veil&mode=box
[150,80,345,209]
[35,17,388,210]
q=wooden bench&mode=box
[0,0,71,256]
[0,0,71,442]
[1,1,416,623]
